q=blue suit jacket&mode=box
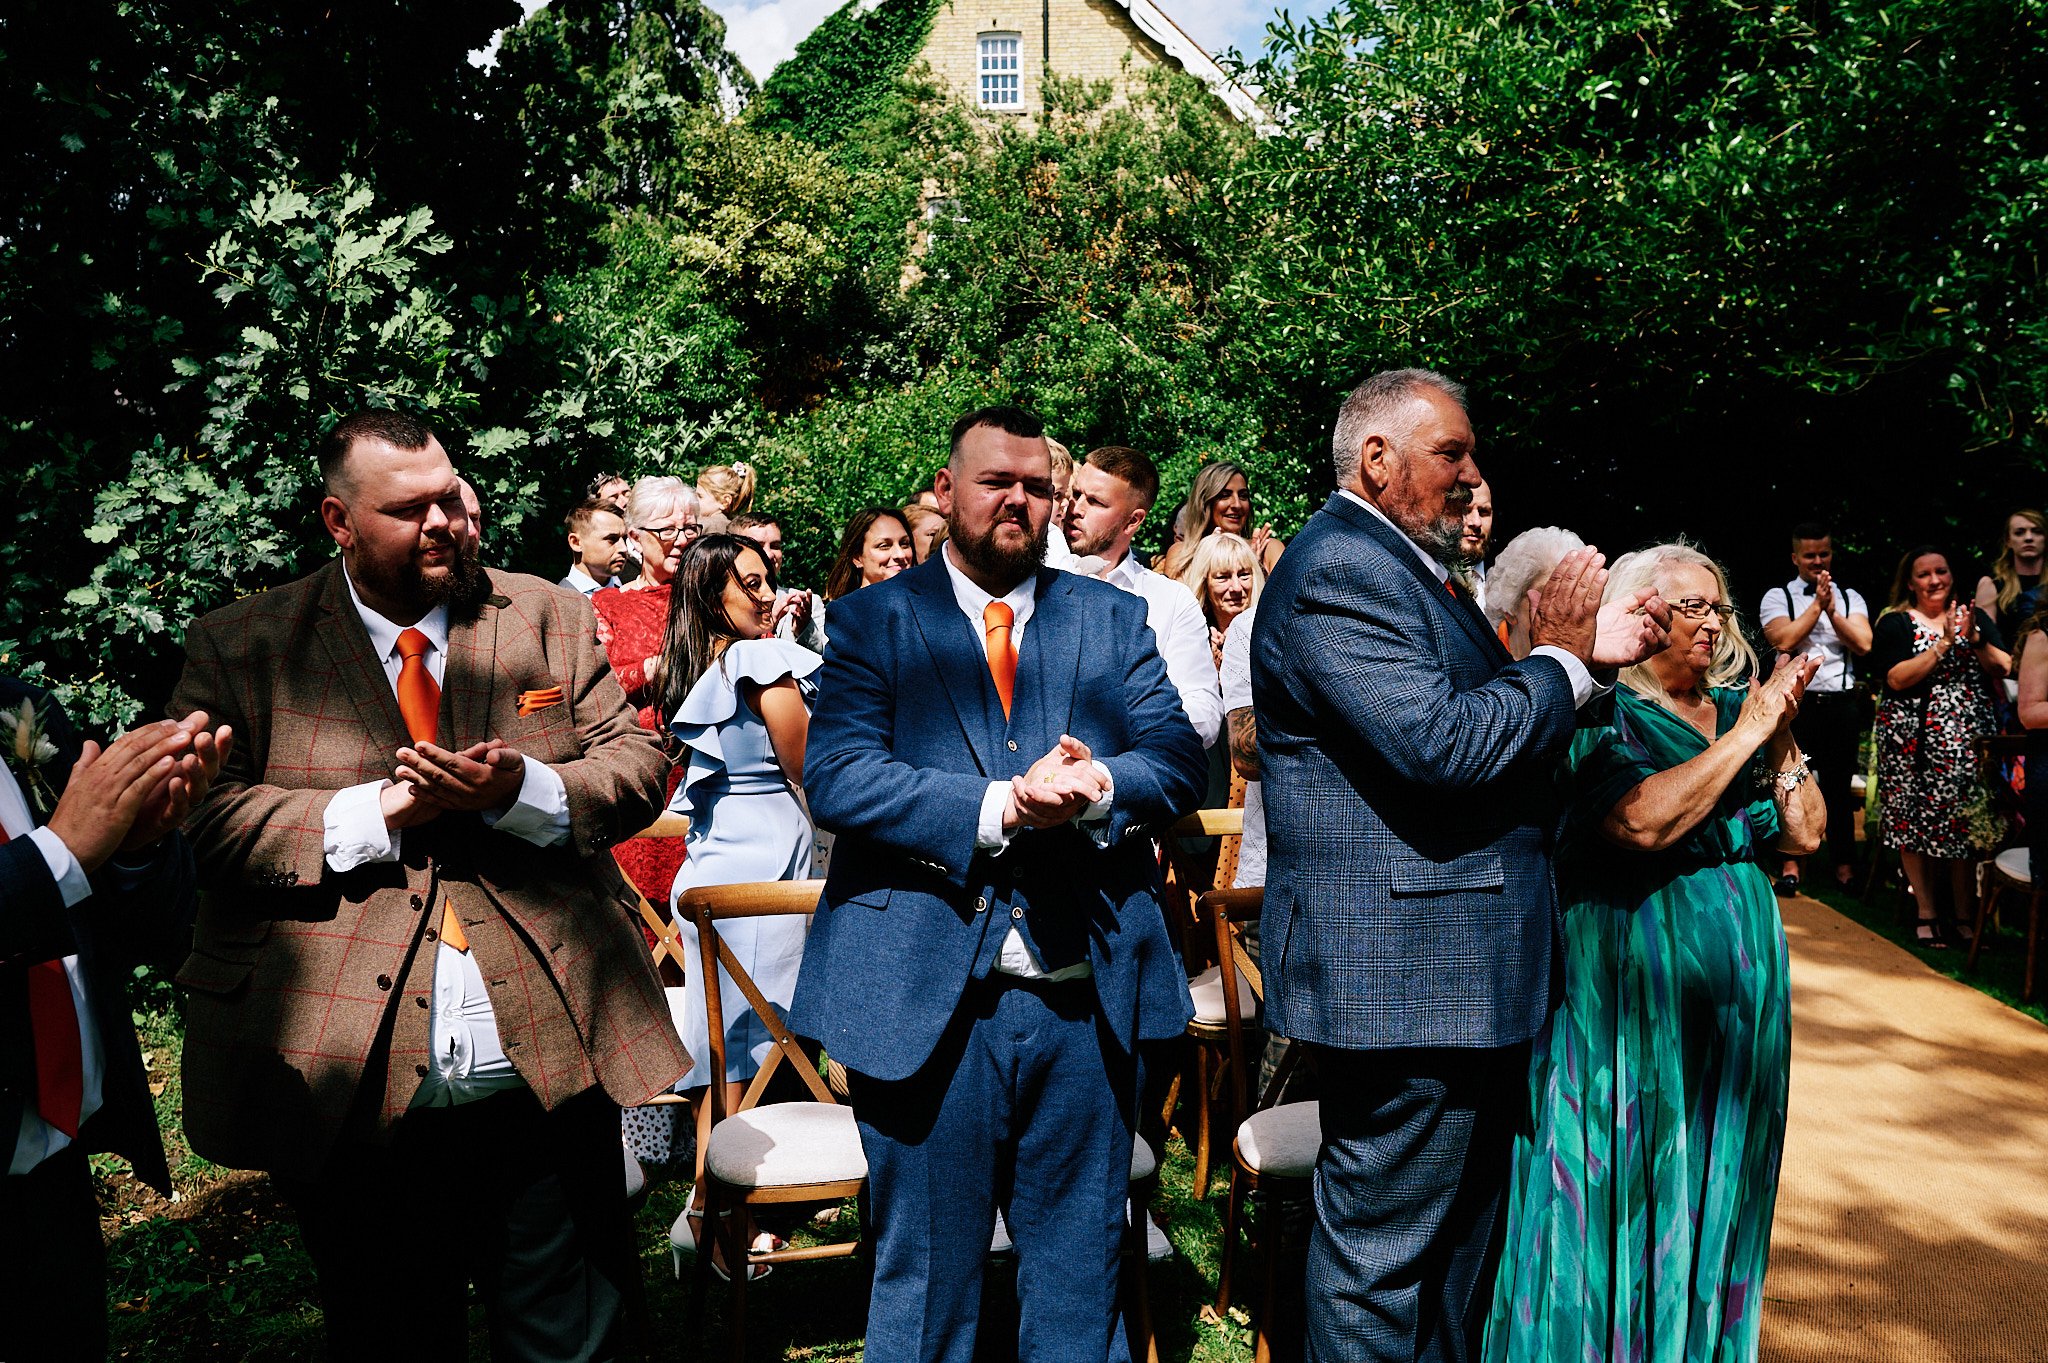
[1252,494,1579,1051]
[788,555,1207,1083]
[0,679,196,1193]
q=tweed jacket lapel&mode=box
[1009,566,1081,759]
[313,560,410,753]
[442,590,504,750]
[1323,493,1509,668]
[904,559,1002,775]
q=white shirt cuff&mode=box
[325,780,399,872]
[1078,761,1115,824]
[27,825,94,910]
[1529,645,1612,708]
[480,757,571,847]
[976,781,1014,851]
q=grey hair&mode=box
[1331,368,1468,485]
[625,475,698,530]
[1606,542,1760,699]
[1483,526,1587,626]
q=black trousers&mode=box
[1303,1044,1526,1363]
[1790,690,1864,872]
[275,1086,637,1363]
[0,1144,107,1363]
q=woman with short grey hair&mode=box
[1484,526,1588,658]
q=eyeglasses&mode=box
[1671,597,1735,622]
[639,523,698,544]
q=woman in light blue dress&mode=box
[656,533,820,1279]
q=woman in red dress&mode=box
[593,475,701,903]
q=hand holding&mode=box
[46,721,192,875]
[396,739,526,813]
[1529,547,1609,661]
[1591,587,1672,669]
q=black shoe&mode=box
[1914,919,1949,950]
[1773,874,1800,898]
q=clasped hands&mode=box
[1527,546,1674,668]
[47,711,234,876]
[1002,735,1107,834]
[383,739,526,831]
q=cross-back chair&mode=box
[682,879,866,1362]
[1165,810,1251,1197]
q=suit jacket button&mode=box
[416,996,429,1009]
[425,928,439,943]
[376,974,393,991]
[411,894,425,910]
[1006,739,1018,752]
[415,1064,429,1077]
[1011,906,1024,920]
[974,896,987,913]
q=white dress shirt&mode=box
[1337,490,1605,708]
[559,565,615,597]
[1218,605,1266,891]
[324,569,572,1107]
[4,765,103,1176]
[1759,577,1867,693]
[941,546,1104,981]
[1086,553,1226,748]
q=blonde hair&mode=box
[1156,460,1251,579]
[1483,526,1586,627]
[1045,438,1074,481]
[1989,509,2046,615]
[1186,532,1264,625]
[900,502,948,561]
[696,462,757,516]
[1606,543,1759,700]
[625,475,696,530]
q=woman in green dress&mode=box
[1485,543,1825,1363]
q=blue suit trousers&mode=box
[852,978,1138,1363]
[1306,1044,1528,1363]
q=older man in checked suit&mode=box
[168,409,686,1362]
[1253,369,1667,1362]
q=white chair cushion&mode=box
[704,1102,867,1188]
[1995,846,2032,885]
[1131,1134,1157,1182]
[1188,964,1257,1025]
[1236,1101,1320,1178]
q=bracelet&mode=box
[1766,762,1811,796]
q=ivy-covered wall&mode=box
[752,0,945,143]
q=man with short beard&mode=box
[1253,370,1670,1363]
[1458,476,1495,608]
[167,409,686,1362]
[790,405,1207,1363]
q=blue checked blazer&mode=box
[789,555,1207,1083]
[1252,493,1579,1050]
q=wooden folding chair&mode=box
[1170,822,1254,1198]
[682,879,866,1362]
[1210,1032,1316,1359]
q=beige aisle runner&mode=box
[1765,897,2048,1361]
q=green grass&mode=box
[98,1009,1265,1360]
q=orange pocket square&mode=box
[517,686,565,717]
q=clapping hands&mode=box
[1529,548,1673,667]
[1004,735,1106,832]
[47,711,234,875]
[1738,654,1820,740]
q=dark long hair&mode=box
[656,534,773,722]
[824,506,912,601]
[1883,543,1953,617]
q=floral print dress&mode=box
[1874,610,2001,859]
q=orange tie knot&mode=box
[983,601,1014,635]
[397,627,432,662]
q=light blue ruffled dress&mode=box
[667,637,821,1088]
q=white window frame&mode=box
[977,32,1023,110]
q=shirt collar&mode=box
[1099,550,1147,592]
[564,565,600,593]
[1336,488,1450,583]
[941,544,1037,628]
[343,565,450,664]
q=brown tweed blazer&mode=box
[168,559,689,1176]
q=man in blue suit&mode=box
[790,405,1207,1363]
[1254,369,1668,1362]
[1,679,226,1360]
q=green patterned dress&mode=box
[1483,686,1790,1363]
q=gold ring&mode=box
[1042,773,1056,783]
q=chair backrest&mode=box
[681,879,833,1125]
[625,813,693,980]
[1198,886,1266,1119]
[1164,806,1246,966]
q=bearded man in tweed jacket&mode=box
[169,410,687,1362]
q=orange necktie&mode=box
[7,822,84,1137]
[395,629,468,953]
[983,601,1017,720]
